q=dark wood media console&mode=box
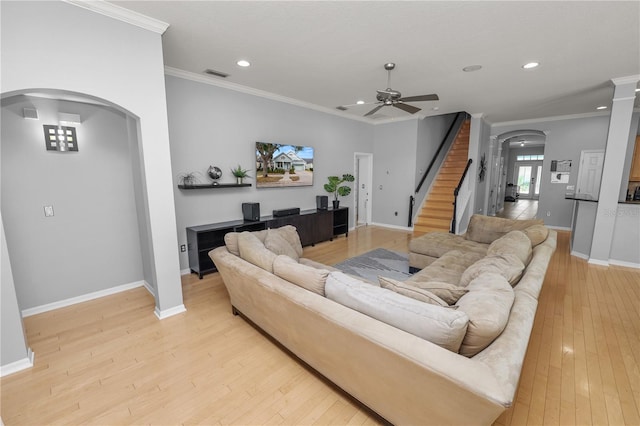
[187,207,348,278]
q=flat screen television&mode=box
[255,142,314,188]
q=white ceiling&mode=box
[110,1,640,124]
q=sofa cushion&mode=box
[273,255,329,296]
[265,229,300,261]
[378,276,448,307]
[237,232,277,273]
[523,224,549,247]
[407,250,484,286]
[487,230,532,265]
[326,272,469,352]
[459,253,525,287]
[299,258,339,272]
[273,225,304,257]
[455,273,515,357]
[409,232,489,259]
[397,280,468,305]
[465,215,544,244]
[225,229,268,256]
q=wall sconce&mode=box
[58,112,81,126]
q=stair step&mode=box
[419,210,452,220]
[413,225,451,234]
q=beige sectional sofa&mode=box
[210,218,557,425]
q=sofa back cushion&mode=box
[487,230,532,265]
[271,225,304,257]
[225,229,268,256]
[237,232,277,273]
[378,276,448,307]
[459,253,525,287]
[273,255,330,296]
[326,272,469,352]
[523,224,550,247]
[455,273,515,357]
[465,215,544,244]
[265,228,300,261]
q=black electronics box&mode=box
[316,195,328,210]
[272,207,300,217]
[242,202,260,221]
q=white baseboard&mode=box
[570,250,589,260]
[547,225,572,231]
[608,259,640,269]
[180,268,191,276]
[22,280,146,317]
[154,304,186,320]
[143,280,156,296]
[1,348,34,377]
[370,222,413,232]
[588,258,609,267]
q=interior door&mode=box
[355,153,372,226]
[515,163,534,199]
[576,150,605,199]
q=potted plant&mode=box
[231,165,251,184]
[324,173,354,209]
[178,171,199,187]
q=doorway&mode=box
[354,153,373,227]
[576,150,605,199]
[514,161,543,200]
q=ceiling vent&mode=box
[23,108,39,120]
[335,106,348,111]
[204,69,230,78]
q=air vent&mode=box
[23,108,39,120]
[204,69,230,78]
[336,106,348,111]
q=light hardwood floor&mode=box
[1,226,639,425]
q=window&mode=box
[516,154,544,161]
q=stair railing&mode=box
[451,158,473,233]
[408,112,467,227]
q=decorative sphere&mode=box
[207,166,222,180]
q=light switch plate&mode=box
[44,205,54,217]
[566,185,575,190]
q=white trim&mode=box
[491,111,610,128]
[1,348,34,377]
[546,225,572,231]
[611,75,640,86]
[370,222,413,232]
[22,280,146,317]
[63,0,169,34]
[608,259,640,269]
[570,250,589,260]
[180,268,191,276]
[143,281,156,297]
[587,258,609,266]
[154,304,187,320]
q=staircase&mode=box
[413,120,471,235]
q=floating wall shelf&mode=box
[178,183,252,190]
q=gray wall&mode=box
[1,97,144,309]
[165,76,373,270]
[372,119,419,227]
[415,113,457,187]
[473,118,492,215]
[492,114,611,228]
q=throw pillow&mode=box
[459,253,525,287]
[225,229,268,256]
[273,255,330,296]
[326,272,469,353]
[237,231,277,273]
[264,229,300,261]
[378,276,448,307]
[271,225,303,257]
[404,281,468,305]
[523,224,549,247]
[455,273,515,357]
[487,230,532,266]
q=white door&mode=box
[576,150,605,199]
[354,153,372,226]
[515,161,543,200]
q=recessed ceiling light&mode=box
[521,143,525,147]
[356,100,365,105]
[596,105,607,110]
[432,107,440,111]
[522,62,539,69]
[236,60,250,67]
[462,65,482,72]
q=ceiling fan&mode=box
[339,63,439,117]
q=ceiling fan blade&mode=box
[364,104,385,117]
[393,102,421,114]
[399,94,439,102]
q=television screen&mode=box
[255,142,314,188]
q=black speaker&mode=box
[316,195,328,210]
[272,207,300,217]
[242,203,260,221]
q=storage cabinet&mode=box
[187,207,349,278]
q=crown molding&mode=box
[491,110,611,128]
[63,0,169,34]
[611,75,640,86]
[165,66,376,124]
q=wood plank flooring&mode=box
[1,226,639,425]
